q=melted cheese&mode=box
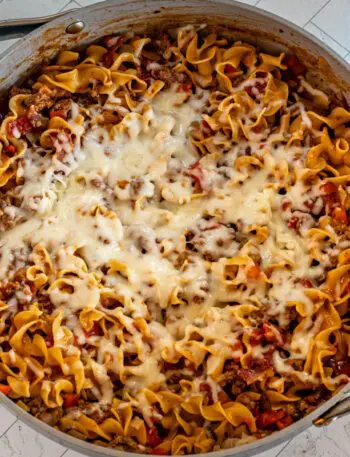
[0,84,322,404]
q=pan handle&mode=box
[313,391,350,427]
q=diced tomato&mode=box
[63,393,80,408]
[153,449,168,455]
[288,216,299,230]
[276,415,293,430]
[232,340,243,352]
[225,64,237,74]
[147,427,162,447]
[321,182,337,195]
[256,410,286,429]
[332,207,348,224]
[291,62,306,76]
[0,384,10,396]
[250,328,264,346]
[251,124,262,133]
[177,82,193,93]
[299,278,313,288]
[283,55,306,76]
[246,264,261,280]
[103,50,116,68]
[3,144,17,155]
[50,110,66,120]
[262,323,283,345]
[8,117,33,137]
[283,55,298,69]
[245,86,254,97]
[84,321,102,338]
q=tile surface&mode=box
[0,0,69,19]
[313,0,350,50]
[0,404,17,437]
[256,0,329,26]
[304,21,349,57]
[0,0,349,457]
[0,420,66,457]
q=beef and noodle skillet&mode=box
[0,24,349,455]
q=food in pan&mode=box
[0,24,349,455]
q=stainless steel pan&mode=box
[0,1,349,456]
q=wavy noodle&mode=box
[0,24,348,456]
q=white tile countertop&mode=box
[0,0,349,456]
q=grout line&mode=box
[255,0,262,5]
[58,0,74,12]
[274,438,293,457]
[74,0,83,7]
[0,418,19,440]
[59,447,69,457]
[58,0,82,12]
[303,0,331,28]
[309,20,350,52]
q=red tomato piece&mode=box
[283,55,298,68]
[299,278,313,288]
[246,264,261,280]
[63,393,79,408]
[256,410,286,429]
[232,340,243,352]
[147,427,162,447]
[177,82,193,93]
[251,125,262,133]
[276,415,293,430]
[291,62,306,76]
[50,110,66,120]
[283,55,306,76]
[250,328,264,346]
[84,321,102,338]
[321,182,337,195]
[153,449,168,455]
[8,117,33,137]
[262,323,283,345]
[0,384,10,396]
[225,64,237,74]
[245,86,254,97]
[3,144,17,155]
